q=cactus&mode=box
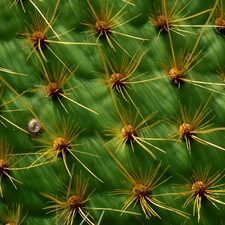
[1,0,225,224]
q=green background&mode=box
[1,0,225,224]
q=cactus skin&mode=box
[1,0,225,224]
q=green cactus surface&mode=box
[1,0,225,224]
